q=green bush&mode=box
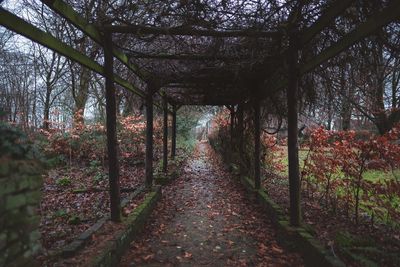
[68,214,81,225]
[53,209,68,218]
[56,177,72,186]
[93,171,107,183]
[0,122,38,160]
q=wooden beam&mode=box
[164,83,237,88]
[105,24,280,38]
[175,101,241,106]
[254,99,261,190]
[127,53,252,61]
[287,34,301,227]
[164,85,239,94]
[171,104,177,159]
[169,72,243,82]
[104,32,121,222]
[41,0,175,114]
[0,8,146,99]
[40,0,148,80]
[301,0,400,74]
[162,95,168,173]
[225,105,234,113]
[263,1,400,99]
[300,0,353,45]
[145,89,154,188]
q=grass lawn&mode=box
[273,146,309,177]
[273,146,400,182]
[268,145,400,226]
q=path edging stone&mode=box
[154,159,183,186]
[155,169,180,185]
[240,176,345,267]
[60,185,146,257]
[89,185,162,267]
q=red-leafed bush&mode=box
[208,108,283,175]
[41,122,106,163]
[40,112,162,166]
[119,115,146,160]
[302,125,400,226]
[208,109,231,154]
[262,132,285,173]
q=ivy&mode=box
[0,122,36,159]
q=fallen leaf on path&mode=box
[142,254,154,261]
[271,244,283,254]
[258,243,268,254]
[183,252,192,258]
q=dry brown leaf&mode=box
[183,251,192,258]
[142,254,154,261]
[271,245,283,254]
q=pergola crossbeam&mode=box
[301,0,400,74]
[2,0,400,232]
[127,53,253,61]
[300,0,353,45]
[105,24,280,38]
[0,8,146,98]
[40,0,149,80]
[265,1,400,97]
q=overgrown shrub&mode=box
[302,126,400,226]
[208,108,400,228]
[39,114,162,166]
[40,123,106,164]
[119,115,146,160]
[0,121,40,160]
[207,108,281,176]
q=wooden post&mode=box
[162,95,168,172]
[237,104,244,176]
[287,32,301,226]
[230,106,235,146]
[171,104,177,159]
[145,88,154,188]
[104,32,121,222]
[254,99,261,190]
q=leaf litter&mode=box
[120,143,303,266]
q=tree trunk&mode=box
[391,59,400,109]
[43,86,51,129]
[340,66,352,130]
[372,38,389,134]
[287,32,301,226]
[73,66,90,126]
[122,92,135,116]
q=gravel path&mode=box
[120,142,303,266]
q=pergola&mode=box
[1,0,399,226]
